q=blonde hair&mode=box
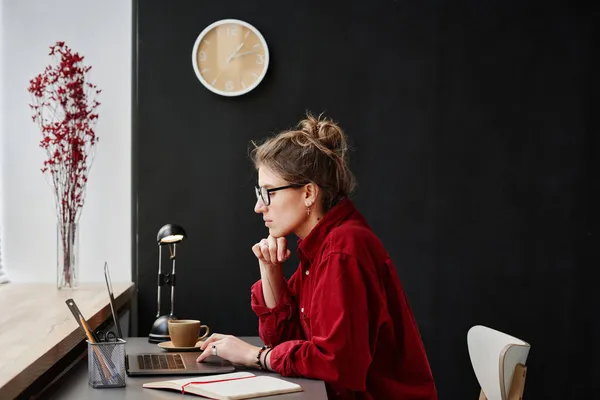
[251,112,355,211]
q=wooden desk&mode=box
[0,282,135,399]
[46,337,328,399]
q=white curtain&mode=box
[0,5,6,284]
[0,229,7,283]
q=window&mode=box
[0,229,7,283]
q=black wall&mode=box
[133,1,597,398]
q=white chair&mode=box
[467,325,530,400]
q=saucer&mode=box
[158,339,205,352]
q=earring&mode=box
[306,202,312,216]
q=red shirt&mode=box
[251,199,437,399]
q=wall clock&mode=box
[191,19,269,97]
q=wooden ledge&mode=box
[0,282,134,399]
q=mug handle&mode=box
[199,324,210,340]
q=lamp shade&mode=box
[157,224,187,244]
[467,325,530,400]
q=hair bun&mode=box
[298,112,348,157]
[251,112,356,210]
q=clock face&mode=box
[192,19,269,97]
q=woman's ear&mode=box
[304,183,319,206]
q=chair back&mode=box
[467,325,530,400]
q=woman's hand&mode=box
[196,333,260,367]
[252,235,290,308]
[252,235,291,269]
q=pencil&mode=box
[80,315,112,380]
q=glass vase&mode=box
[57,222,79,289]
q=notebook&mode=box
[143,371,303,399]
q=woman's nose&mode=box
[254,198,266,213]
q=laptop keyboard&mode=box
[137,354,185,370]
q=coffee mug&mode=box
[168,319,210,347]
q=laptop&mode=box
[102,262,236,376]
[126,352,235,376]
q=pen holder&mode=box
[87,339,127,388]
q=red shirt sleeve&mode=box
[250,271,305,345]
[269,253,374,393]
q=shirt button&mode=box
[301,307,304,313]
[305,270,310,275]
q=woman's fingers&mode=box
[253,237,290,265]
[267,235,278,262]
[276,237,287,262]
[258,238,271,263]
[196,338,224,363]
[260,242,271,263]
[252,239,269,263]
[251,243,264,261]
[199,333,224,351]
[196,335,260,367]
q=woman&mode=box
[197,113,437,399]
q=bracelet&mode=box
[256,345,271,370]
[263,347,274,371]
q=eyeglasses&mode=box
[255,184,304,206]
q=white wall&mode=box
[0,0,132,283]
[0,0,5,282]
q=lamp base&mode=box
[149,314,176,343]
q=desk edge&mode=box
[0,283,135,399]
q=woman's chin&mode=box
[268,227,291,238]
[268,227,280,237]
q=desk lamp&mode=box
[148,223,187,343]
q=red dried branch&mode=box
[27,41,100,228]
[27,42,101,285]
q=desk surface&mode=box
[0,282,134,399]
[47,337,328,399]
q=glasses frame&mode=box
[255,184,304,206]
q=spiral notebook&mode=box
[143,371,303,399]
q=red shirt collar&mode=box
[297,197,356,264]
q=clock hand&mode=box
[225,42,245,64]
[231,49,260,59]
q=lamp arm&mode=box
[169,243,177,317]
[156,245,162,318]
